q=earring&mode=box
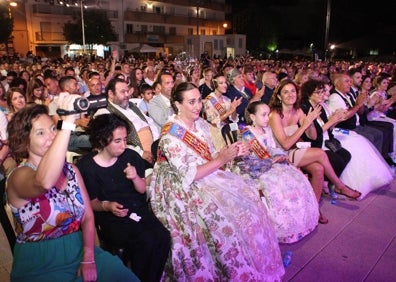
[178,109,181,116]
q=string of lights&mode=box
[56,0,87,53]
[57,1,87,8]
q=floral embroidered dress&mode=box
[203,92,237,151]
[149,116,284,281]
[239,126,319,244]
[203,92,238,128]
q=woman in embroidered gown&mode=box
[240,101,318,243]
[318,80,393,199]
[6,103,138,281]
[203,75,242,150]
[366,75,396,152]
[149,82,284,281]
[269,79,361,224]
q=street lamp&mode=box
[222,22,228,35]
[58,0,86,54]
[80,0,85,54]
[6,1,17,19]
[324,0,331,60]
[329,44,336,61]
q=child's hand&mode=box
[272,155,287,164]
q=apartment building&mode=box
[10,0,245,59]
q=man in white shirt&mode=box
[95,78,159,167]
[328,72,384,153]
[143,66,156,86]
[1,71,17,92]
[147,71,175,133]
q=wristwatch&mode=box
[56,120,76,131]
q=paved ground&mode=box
[1,179,395,282]
[280,179,396,282]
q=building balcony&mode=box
[154,0,226,11]
[124,33,184,45]
[124,10,225,29]
[35,31,66,42]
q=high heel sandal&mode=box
[334,185,361,200]
[319,211,329,224]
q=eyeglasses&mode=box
[313,89,325,96]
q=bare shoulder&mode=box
[297,108,306,117]
[7,166,36,206]
[8,166,34,188]
[269,110,281,121]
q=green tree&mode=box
[0,5,13,56]
[63,10,117,49]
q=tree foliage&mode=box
[0,6,13,45]
[63,10,117,46]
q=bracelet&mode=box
[101,200,109,211]
[80,261,95,264]
[56,120,76,131]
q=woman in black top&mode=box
[77,113,170,282]
[300,79,351,178]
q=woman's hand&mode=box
[57,93,81,122]
[230,97,243,112]
[124,162,147,194]
[103,201,129,217]
[77,262,97,282]
[301,105,322,129]
[217,143,240,164]
[235,141,251,156]
[272,155,287,164]
[328,108,345,123]
[124,162,138,180]
[381,98,394,111]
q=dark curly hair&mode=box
[300,79,325,102]
[88,114,131,150]
[269,79,300,119]
[7,104,48,160]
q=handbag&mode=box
[325,138,342,152]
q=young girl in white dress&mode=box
[240,101,319,243]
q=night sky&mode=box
[226,0,395,53]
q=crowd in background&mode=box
[1,52,396,281]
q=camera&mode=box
[57,94,108,115]
[73,94,108,113]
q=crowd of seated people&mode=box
[1,52,396,280]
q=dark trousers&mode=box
[366,120,394,156]
[325,148,352,177]
[100,208,171,282]
[353,125,383,154]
